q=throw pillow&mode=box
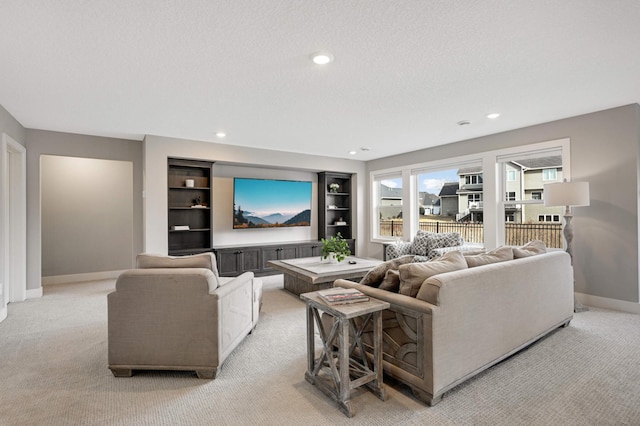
[425,232,463,260]
[465,246,514,268]
[398,250,468,297]
[410,230,433,257]
[513,240,547,258]
[359,255,415,287]
[378,269,401,292]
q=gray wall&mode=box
[26,130,143,289]
[367,104,640,304]
[40,155,134,277]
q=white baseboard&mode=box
[42,270,125,286]
[575,292,640,315]
[0,306,6,322]
[26,287,43,299]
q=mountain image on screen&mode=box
[233,177,313,229]
[235,208,311,228]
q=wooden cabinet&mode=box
[318,172,354,252]
[215,247,261,276]
[214,241,325,277]
[168,158,214,255]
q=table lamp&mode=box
[544,179,590,312]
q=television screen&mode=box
[233,178,312,229]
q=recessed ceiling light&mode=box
[215,132,226,138]
[310,52,334,65]
[457,120,471,126]
[486,113,501,119]
[349,150,357,155]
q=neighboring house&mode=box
[379,184,403,220]
[455,156,563,223]
[418,191,439,215]
[456,166,483,222]
[438,182,459,218]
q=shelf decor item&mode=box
[329,183,340,193]
[185,179,195,187]
[321,232,351,263]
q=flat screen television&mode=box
[233,177,312,229]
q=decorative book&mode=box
[317,288,369,305]
[171,225,190,231]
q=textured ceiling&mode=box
[1,1,639,160]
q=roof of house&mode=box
[512,155,563,169]
[380,184,402,199]
[439,182,459,197]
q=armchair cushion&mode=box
[409,230,433,256]
[136,252,220,286]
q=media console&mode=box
[213,239,355,277]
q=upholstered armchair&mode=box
[108,252,262,379]
[385,230,483,262]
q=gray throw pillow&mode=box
[398,250,468,297]
[410,230,433,257]
[378,269,401,292]
[359,255,415,287]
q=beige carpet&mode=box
[1,275,639,426]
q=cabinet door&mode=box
[261,247,280,270]
[216,250,242,276]
[280,247,297,260]
[298,243,321,258]
[241,248,261,273]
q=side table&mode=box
[300,290,390,417]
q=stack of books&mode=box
[317,288,370,305]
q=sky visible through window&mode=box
[381,169,459,194]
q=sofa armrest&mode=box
[334,279,435,315]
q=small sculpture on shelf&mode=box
[191,196,206,208]
[329,183,340,193]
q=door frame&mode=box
[1,133,27,322]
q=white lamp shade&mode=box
[544,181,590,207]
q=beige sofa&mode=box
[334,249,574,405]
[108,253,262,379]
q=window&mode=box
[373,173,403,238]
[507,170,516,181]
[538,214,561,222]
[415,167,458,219]
[465,175,483,185]
[543,168,557,181]
[499,149,565,248]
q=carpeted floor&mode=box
[1,275,639,425]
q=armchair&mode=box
[108,253,262,379]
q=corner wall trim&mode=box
[42,270,125,286]
[575,292,640,315]
[26,287,43,299]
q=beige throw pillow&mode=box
[465,246,514,268]
[398,250,468,297]
[359,255,415,287]
[513,240,547,258]
[378,269,401,292]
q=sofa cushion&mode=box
[378,269,401,292]
[398,250,468,297]
[359,255,415,287]
[410,230,433,257]
[136,252,220,277]
[465,246,514,267]
[513,240,547,258]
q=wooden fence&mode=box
[379,220,563,248]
